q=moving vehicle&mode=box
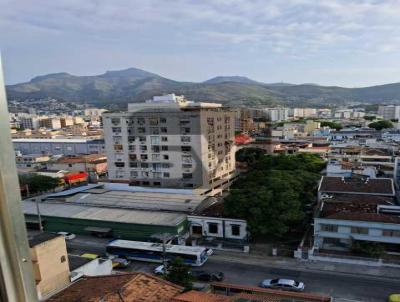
[112,258,131,268]
[191,270,224,282]
[57,231,76,240]
[259,278,305,292]
[106,239,209,266]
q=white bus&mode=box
[106,240,209,266]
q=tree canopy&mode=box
[235,147,265,165]
[319,121,343,130]
[19,174,60,195]
[224,153,325,239]
[368,120,393,130]
[165,257,193,290]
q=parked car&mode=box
[205,248,214,256]
[154,264,168,275]
[191,270,224,282]
[57,232,76,240]
[389,294,400,302]
[259,278,305,292]
[112,258,131,269]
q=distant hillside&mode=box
[6,67,400,106]
[203,76,261,85]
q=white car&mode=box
[205,248,214,256]
[57,232,76,240]
[259,278,305,292]
[154,264,168,275]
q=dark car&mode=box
[191,270,224,282]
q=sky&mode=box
[1,0,400,87]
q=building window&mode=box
[150,136,160,145]
[151,145,160,153]
[208,223,218,234]
[320,224,338,232]
[160,117,167,123]
[137,118,145,125]
[149,118,159,125]
[231,225,241,236]
[141,162,149,168]
[130,171,138,177]
[163,155,169,160]
[383,230,400,237]
[161,127,168,133]
[152,154,161,161]
[351,227,369,235]
[161,146,169,151]
[182,173,192,179]
[181,146,191,152]
[140,145,147,152]
[115,162,125,168]
[181,136,191,143]
[161,136,168,142]
[60,255,66,263]
[138,127,146,133]
[130,162,138,168]
[140,154,148,160]
[161,163,170,169]
[114,144,123,151]
[153,181,161,186]
[150,127,160,135]
[139,136,146,142]
[163,172,170,178]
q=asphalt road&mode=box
[63,235,400,302]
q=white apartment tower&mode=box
[378,105,400,120]
[103,94,236,195]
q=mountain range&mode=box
[6,67,400,107]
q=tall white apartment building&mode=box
[378,105,400,120]
[103,94,236,195]
[292,108,317,118]
[264,107,289,122]
[19,115,40,130]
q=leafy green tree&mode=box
[319,121,343,130]
[368,120,393,130]
[225,154,325,239]
[351,241,384,258]
[235,147,265,165]
[165,257,193,290]
[19,174,61,195]
[364,115,376,121]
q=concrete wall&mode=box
[187,216,247,240]
[30,236,70,300]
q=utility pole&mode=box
[35,197,43,233]
[151,233,174,274]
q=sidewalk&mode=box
[213,250,400,280]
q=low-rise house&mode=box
[326,160,377,178]
[16,154,50,169]
[318,176,395,200]
[46,154,107,178]
[313,194,400,253]
[68,255,112,282]
[47,272,183,302]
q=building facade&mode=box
[29,233,71,300]
[103,94,236,194]
[378,105,400,120]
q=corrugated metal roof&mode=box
[63,190,206,213]
[23,201,186,226]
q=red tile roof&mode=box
[48,273,183,302]
[319,176,394,195]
